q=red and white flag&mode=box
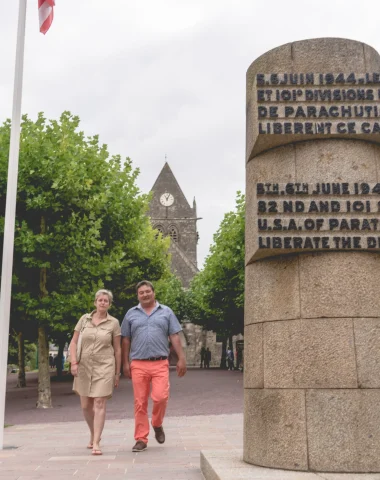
[39,0,55,35]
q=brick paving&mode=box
[1,414,243,480]
[2,368,243,479]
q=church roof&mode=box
[169,242,199,288]
[150,162,195,217]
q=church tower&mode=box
[149,163,199,288]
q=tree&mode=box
[155,275,189,322]
[0,112,171,406]
[8,331,37,386]
[189,193,245,355]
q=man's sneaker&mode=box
[153,425,165,444]
[132,441,147,452]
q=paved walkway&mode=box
[5,369,243,425]
[2,369,244,479]
[1,413,243,480]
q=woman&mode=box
[70,289,121,456]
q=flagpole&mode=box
[0,0,27,450]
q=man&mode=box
[227,348,234,370]
[200,346,206,368]
[205,347,211,369]
[121,280,187,452]
[49,353,54,369]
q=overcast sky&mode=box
[2,1,380,266]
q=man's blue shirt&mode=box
[121,302,182,360]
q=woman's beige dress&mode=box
[73,312,121,399]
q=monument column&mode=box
[245,38,380,473]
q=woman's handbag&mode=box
[67,315,89,363]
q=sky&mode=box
[2,0,380,266]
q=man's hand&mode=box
[123,362,131,378]
[176,358,187,377]
[170,332,187,377]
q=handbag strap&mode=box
[80,314,90,333]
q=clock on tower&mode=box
[160,192,174,206]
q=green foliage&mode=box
[26,343,38,371]
[7,338,17,365]
[7,336,36,367]
[189,192,245,335]
[0,112,171,347]
[155,275,189,322]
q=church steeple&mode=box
[148,162,199,287]
[193,197,197,213]
[150,162,195,217]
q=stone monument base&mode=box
[200,450,380,480]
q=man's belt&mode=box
[140,356,168,361]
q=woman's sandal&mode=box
[92,448,102,456]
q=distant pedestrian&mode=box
[121,280,187,453]
[236,349,242,370]
[205,348,211,369]
[200,346,206,368]
[53,354,58,369]
[227,348,234,371]
[70,289,121,456]
[49,354,54,369]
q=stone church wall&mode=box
[179,323,243,368]
[181,323,222,367]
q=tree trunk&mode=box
[17,331,26,388]
[37,215,52,408]
[56,338,66,378]
[220,337,227,369]
[36,326,52,408]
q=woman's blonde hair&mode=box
[94,289,113,304]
